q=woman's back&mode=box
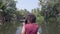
[21,13,39,34]
[25,23,39,34]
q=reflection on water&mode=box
[16,26,22,34]
[16,26,42,34]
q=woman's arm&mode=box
[22,26,25,34]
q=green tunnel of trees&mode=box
[0,0,60,34]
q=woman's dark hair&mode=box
[25,20,27,24]
[25,13,36,23]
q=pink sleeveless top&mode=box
[25,23,39,34]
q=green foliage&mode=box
[32,8,44,25]
[0,0,60,34]
[0,0,16,22]
[39,0,60,34]
[0,0,18,34]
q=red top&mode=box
[25,23,39,34]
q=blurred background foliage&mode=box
[39,0,60,34]
[0,0,60,34]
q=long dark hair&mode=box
[25,19,27,24]
[25,13,36,23]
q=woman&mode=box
[22,14,39,34]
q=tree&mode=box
[0,0,16,23]
[39,0,60,34]
[0,0,17,34]
[31,8,44,24]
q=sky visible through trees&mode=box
[16,0,39,11]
